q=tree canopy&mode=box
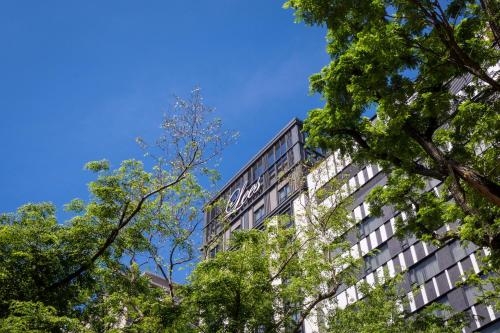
[0,89,233,331]
[284,0,499,265]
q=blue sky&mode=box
[0,1,328,215]
[0,1,328,281]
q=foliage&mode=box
[0,89,233,331]
[0,301,85,333]
[283,0,500,271]
[184,230,275,332]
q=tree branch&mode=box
[46,154,197,291]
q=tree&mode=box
[174,171,360,333]
[283,0,500,261]
[179,205,466,333]
[0,89,233,331]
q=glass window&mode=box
[464,286,480,306]
[359,216,382,236]
[286,132,293,148]
[253,159,264,180]
[242,212,249,229]
[254,206,265,225]
[409,254,439,285]
[268,167,276,185]
[267,149,275,167]
[287,150,295,166]
[366,243,391,271]
[449,240,477,262]
[278,183,290,204]
[276,155,288,174]
[433,295,451,319]
[276,138,286,158]
[209,243,220,258]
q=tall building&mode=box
[203,118,500,333]
[203,118,321,257]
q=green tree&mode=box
[283,0,500,261]
[180,213,466,333]
[0,89,233,331]
[179,175,360,333]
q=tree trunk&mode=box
[479,0,500,46]
[451,162,500,206]
[403,124,500,207]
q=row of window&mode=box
[338,206,477,292]
[308,151,352,190]
[249,183,292,228]
[314,164,381,204]
[207,182,294,249]
[251,132,293,183]
[335,250,487,317]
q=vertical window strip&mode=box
[360,238,369,256]
[471,306,481,329]
[358,170,366,186]
[366,272,375,287]
[366,165,374,178]
[379,224,388,242]
[422,242,429,256]
[399,253,407,271]
[370,232,378,249]
[445,269,453,289]
[421,285,429,304]
[486,305,497,321]
[432,277,440,297]
[470,253,480,274]
[457,261,466,282]
[408,291,416,312]
[387,259,396,278]
[410,245,418,264]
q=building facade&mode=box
[203,118,321,257]
[203,118,500,333]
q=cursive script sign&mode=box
[225,176,262,217]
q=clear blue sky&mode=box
[0,2,327,218]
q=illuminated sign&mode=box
[225,176,262,217]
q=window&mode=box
[253,159,264,180]
[267,149,275,167]
[278,183,290,204]
[276,155,288,174]
[242,212,249,229]
[464,286,480,306]
[254,206,265,225]
[286,132,292,149]
[359,216,383,236]
[268,166,276,185]
[209,244,220,258]
[449,240,477,262]
[276,137,286,158]
[287,150,295,166]
[365,244,391,272]
[433,295,452,319]
[409,254,439,285]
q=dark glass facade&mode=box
[203,118,321,256]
